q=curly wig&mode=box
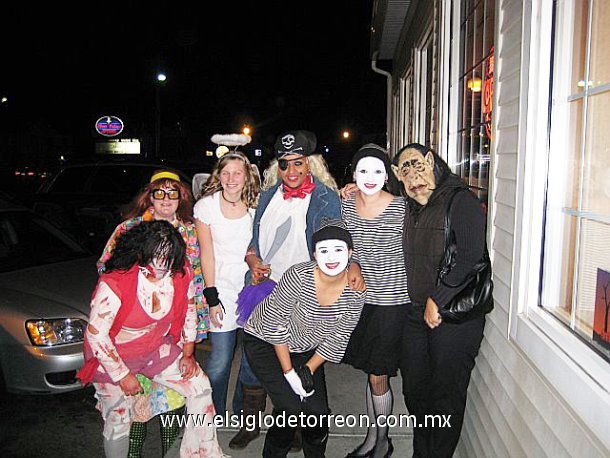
[105,220,186,275]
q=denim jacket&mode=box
[245,177,341,284]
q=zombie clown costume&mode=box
[341,143,409,458]
[78,221,223,458]
[393,143,487,458]
[244,220,366,457]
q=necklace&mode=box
[221,191,241,207]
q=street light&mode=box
[342,130,351,140]
[242,125,251,136]
[155,73,167,159]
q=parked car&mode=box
[23,158,208,253]
[0,199,98,394]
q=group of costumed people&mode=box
[77,129,489,458]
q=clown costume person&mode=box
[78,221,223,458]
[341,144,409,458]
[244,219,366,457]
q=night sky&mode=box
[2,2,386,171]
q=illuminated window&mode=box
[542,0,610,363]
[456,0,495,205]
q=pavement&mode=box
[161,339,415,457]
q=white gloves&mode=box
[284,368,315,399]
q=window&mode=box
[455,0,495,205]
[414,29,435,148]
[542,0,610,363]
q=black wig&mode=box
[105,220,186,275]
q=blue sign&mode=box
[95,116,124,137]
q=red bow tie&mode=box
[282,175,316,199]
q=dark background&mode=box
[0,2,387,189]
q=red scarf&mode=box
[282,174,316,199]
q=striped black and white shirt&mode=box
[244,261,366,363]
[342,195,410,307]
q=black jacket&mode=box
[402,175,486,307]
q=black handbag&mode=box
[437,190,494,323]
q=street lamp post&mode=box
[155,73,167,160]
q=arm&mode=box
[430,191,486,308]
[274,343,293,374]
[180,278,198,344]
[315,291,366,363]
[85,282,130,383]
[256,266,302,344]
[96,221,130,274]
[179,278,201,378]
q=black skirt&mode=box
[342,303,408,376]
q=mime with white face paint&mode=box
[243,220,365,457]
[340,143,410,458]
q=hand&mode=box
[340,183,359,200]
[295,365,315,393]
[119,372,143,396]
[209,304,224,328]
[347,263,366,292]
[424,297,442,329]
[179,354,201,380]
[246,254,271,282]
[284,368,315,399]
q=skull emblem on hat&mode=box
[281,134,296,150]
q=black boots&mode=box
[229,384,267,449]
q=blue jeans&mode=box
[203,329,260,414]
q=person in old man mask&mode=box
[393,143,487,458]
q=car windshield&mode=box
[0,210,89,273]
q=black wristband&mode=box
[296,365,314,393]
[203,287,220,307]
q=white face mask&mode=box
[315,239,349,276]
[354,156,387,195]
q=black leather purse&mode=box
[437,190,494,323]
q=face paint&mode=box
[314,239,349,277]
[393,149,436,205]
[354,156,387,196]
[149,252,171,279]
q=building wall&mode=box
[457,1,608,456]
[387,0,610,456]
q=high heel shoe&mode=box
[345,443,374,457]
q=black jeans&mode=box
[399,304,485,458]
[243,333,329,458]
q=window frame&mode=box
[509,0,610,444]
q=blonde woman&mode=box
[193,151,261,423]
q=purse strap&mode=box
[443,188,463,250]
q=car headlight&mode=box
[26,318,87,346]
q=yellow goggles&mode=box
[151,189,180,200]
